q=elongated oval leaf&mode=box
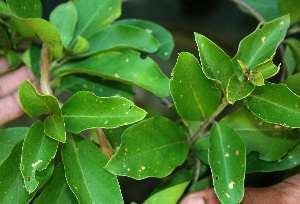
[209,122,246,204]
[50,1,77,48]
[61,91,146,133]
[54,50,170,97]
[115,19,174,60]
[170,52,221,121]
[105,116,189,180]
[21,121,58,193]
[33,162,78,204]
[44,114,66,143]
[62,133,124,204]
[0,140,54,203]
[244,82,300,128]
[232,15,290,80]
[194,33,234,93]
[221,108,300,161]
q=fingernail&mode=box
[185,197,205,204]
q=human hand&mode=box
[0,56,39,126]
[180,173,300,204]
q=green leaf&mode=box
[44,114,66,143]
[2,49,21,73]
[209,122,246,204]
[235,0,280,22]
[232,15,290,80]
[105,116,189,180]
[251,53,280,79]
[10,17,36,38]
[188,175,213,193]
[68,36,90,55]
[284,38,300,71]
[226,75,255,104]
[21,120,58,193]
[283,72,300,96]
[115,19,174,60]
[0,25,10,55]
[62,133,124,204]
[249,71,264,86]
[53,50,170,97]
[278,0,300,24]
[104,125,129,152]
[194,32,234,93]
[244,82,300,128]
[50,1,78,48]
[221,108,300,161]
[6,0,42,18]
[33,162,78,204]
[0,1,13,17]
[0,140,54,203]
[21,43,41,79]
[193,135,209,164]
[0,127,29,165]
[284,45,297,77]
[170,52,221,121]
[70,0,121,47]
[143,181,190,204]
[83,24,160,57]
[61,91,146,133]
[246,145,300,173]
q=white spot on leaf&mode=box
[236,150,239,155]
[32,160,43,167]
[229,181,235,189]
[114,73,120,78]
[225,153,229,157]
[126,58,129,62]
[146,28,153,34]
[261,37,266,43]
[226,193,230,198]
[141,166,146,170]
[280,21,284,25]
[164,52,169,56]
[227,145,230,148]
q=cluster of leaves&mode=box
[1,0,300,204]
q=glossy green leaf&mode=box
[10,17,36,38]
[251,53,280,79]
[221,108,300,161]
[2,49,21,73]
[55,73,135,98]
[193,135,209,164]
[33,162,78,204]
[70,0,121,47]
[236,0,280,22]
[50,1,77,48]
[44,114,66,143]
[62,133,124,204]
[284,45,297,76]
[226,75,255,104]
[249,71,264,86]
[83,24,160,57]
[0,25,10,55]
[53,50,170,97]
[68,36,90,55]
[278,0,300,24]
[0,140,54,203]
[284,38,300,70]
[170,52,221,121]
[143,181,190,204]
[21,43,41,79]
[194,32,234,93]
[0,127,29,165]
[6,0,42,18]
[105,116,189,180]
[0,1,13,17]
[115,19,174,60]
[209,122,246,204]
[188,175,213,193]
[246,145,300,173]
[244,82,300,128]
[232,15,290,80]
[238,60,248,77]
[283,72,300,96]
[21,120,58,193]
[61,91,146,133]
[104,125,130,152]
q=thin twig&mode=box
[96,128,114,159]
[192,158,201,185]
[230,0,265,22]
[279,44,287,82]
[40,43,54,96]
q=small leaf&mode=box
[6,0,42,18]
[50,1,78,48]
[194,33,234,93]
[278,0,300,24]
[232,15,290,80]
[21,121,58,193]
[21,43,41,79]
[244,82,300,128]
[68,36,90,55]
[2,49,21,73]
[62,133,124,204]
[0,127,29,165]
[55,73,135,98]
[33,162,78,204]
[226,74,255,104]
[0,25,10,55]
[105,116,189,180]
[209,122,246,204]
[53,50,170,97]
[221,108,300,161]
[246,145,300,173]
[170,52,221,121]
[252,53,280,79]
[143,181,190,204]
[237,60,248,77]
[44,114,66,143]
[283,72,300,96]
[249,71,264,86]
[70,0,121,47]
[114,19,174,60]
[61,91,146,133]
[0,140,54,203]
[193,135,209,164]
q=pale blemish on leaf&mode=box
[104,121,108,124]
[236,150,239,155]
[114,73,120,78]
[146,28,153,34]
[83,84,87,88]
[74,186,78,190]
[112,108,115,110]
[164,52,169,56]
[125,148,128,151]
[32,160,43,167]
[108,7,112,11]
[258,121,264,126]
[201,44,204,47]
[126,58,129,62]
[225,153,229,157]
[226,193,230,198]
[280,21,284,25]
[261,37,266,43]
[278,159,282,162]
[127,168,130,171]
[133,74,137,77]
[229,181,235,189]
[289,156,293,159]
[126,112,128,114]
[227,145,230,148]
[141,166,146,170]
